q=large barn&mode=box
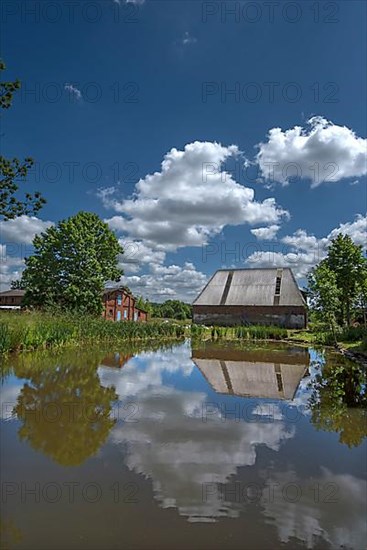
[192,268,307,329]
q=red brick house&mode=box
[102,287,148,322]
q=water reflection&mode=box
[192,345,310,399]
[262,468,367,549]
[99,343,295,522]
[11,351,118,466]
[308,354,367,448]
[1,342,366,549]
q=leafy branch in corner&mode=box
[0,60,46,220]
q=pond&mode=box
[1,341,366,549]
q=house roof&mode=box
[0,289,25,297]
[103,286,132,296]
[193,268,306,307]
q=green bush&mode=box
[338,326,366,342]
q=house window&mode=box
[123,310,128,319]
[117,294,122,306]
[109,309,113,316]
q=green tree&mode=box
[21,211,123,315]
[150,300,192,320]
[355,263,367,327]
[136,295,152,314]
[326,234,367,326]
[10,279,25,290]
[308,263,340,343]
[0,60,45,220]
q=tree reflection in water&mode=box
[309,354,367,448]
[12,351,118,466]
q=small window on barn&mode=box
[275,269,283,295]
[109,309,113,316]
[117,294,122,306]
[275,278,281,295]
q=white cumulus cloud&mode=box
[0,215,53,245]
[256,116,367,187]
[251,225,280,240]
[120,261,208,302]
[101,141,288,253]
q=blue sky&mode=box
[1,0,366,300]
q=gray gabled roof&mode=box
[0,289,25,297]
[193,268,305,307]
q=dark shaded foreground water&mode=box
[1,341,366,550]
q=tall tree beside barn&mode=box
[326,234,367,326]
[308,234,367,328]
[307,263,340,342]
[21,212,123,315]
[0,60,45,220]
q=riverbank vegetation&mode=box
[0,312,186,355]
[2,310,365,357]
[135,298,192,321]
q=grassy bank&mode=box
[0,311,186,354]
[191,323,367,354]
[287,325,367,352]
[2,311,365,357]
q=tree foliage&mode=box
[326,234,367,326]
[21,211,123,315]
[0,60,46,220]
[308,234,367,328]
[135,295,153,314]
[308,263,340,341]
[10,279,25,290]
[150,300,192,320]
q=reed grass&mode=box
[0,312,186,354]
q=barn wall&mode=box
[0,295,24,307]
[193,305,307,329]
